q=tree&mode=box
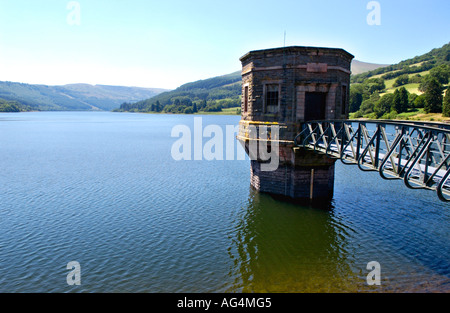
[419,75,434,93]
[393,87,409,113]
[155,100,162,112]
[414,94,426,108]
[409,74,423,84]
[349,85,364,113]
[192,102,198,113]
[364,78,386,94]
[422,77,443,113]
[408,93,418,107]
[183,107,193,114]
[443,88,450,117]
[359,92,380,115]
[429,64,450,85]
[393,74,409,87]
[374,93,394,118]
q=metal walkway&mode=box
[294,120,450,202]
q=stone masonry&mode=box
[238,46,354,201]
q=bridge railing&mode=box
[294,120,450,202]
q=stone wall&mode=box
[240,46,353,125]
[250,160,335,200]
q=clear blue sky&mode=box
[0,0,448,89]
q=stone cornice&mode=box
[241,64,351,76]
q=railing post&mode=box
[356,123,362,161]
[423,134,433,184]
[374,124,382,169]
[397,126,404,175]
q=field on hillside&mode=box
[380,66,433,96]
[350,42,450,123]
[195,107,240,115]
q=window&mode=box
[265,84,279,113]
[244,86,249,113]
[341,85,347,115]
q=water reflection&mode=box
[227,188,364,292]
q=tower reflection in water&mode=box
[226,188,365,293]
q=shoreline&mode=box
[3,109,449,123]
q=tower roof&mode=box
[240,46,354,63]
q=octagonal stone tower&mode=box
[237,46,354,201]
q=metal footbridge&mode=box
[295,120,450,202]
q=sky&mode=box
[0,0,448,90]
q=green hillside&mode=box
[0,81,168,112]
[115,71,242,114]
[0,98,32,112]
[349,42,450,122]
[351,42,450,84]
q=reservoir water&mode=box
[0,111,449,292]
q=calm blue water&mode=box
[0,112,449,293]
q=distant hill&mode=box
[116,71,242,114]
[0,81,168,112]
[351,60,390,75]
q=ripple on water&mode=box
[0,112,449,293]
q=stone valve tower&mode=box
[237,46,354,201]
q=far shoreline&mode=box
[3,109,449,124]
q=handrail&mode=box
[296,120,450,203]
[304,119,450,134]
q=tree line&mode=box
[114,71,242,114]
[115,97,241,114]
[0,98,32,112]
